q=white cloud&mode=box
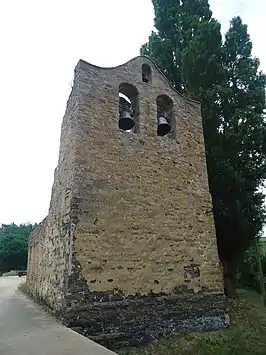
[0,0,265,224]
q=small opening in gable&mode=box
[142,64,152,83]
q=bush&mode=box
[237,240,266,293]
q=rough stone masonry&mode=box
[27,56,229,349]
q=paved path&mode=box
[0,276,117,355]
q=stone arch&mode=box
[118,83,140,133]
[156,94,175,137]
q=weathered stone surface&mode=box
[63,290,229,349]
[27,56,229,348]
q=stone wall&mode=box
[27,80,81,311]
[65,57,228,347]
[69,57,224,294]
[66,291,228,349]
[27,56,229,348]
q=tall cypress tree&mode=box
[213,17,266,296]
[141,0,223,148]
[142,0,216,95]
[142,3,266,297]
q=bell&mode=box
[157,116,171,136]
[119,111,135,131]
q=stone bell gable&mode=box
[27,56,229,349]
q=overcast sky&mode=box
[0,0,265,225]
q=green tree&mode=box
[141,2,266,297]
[237,237,266,293]
[0,223,36,273]
[213,17,266,296]
[141,0,219,96]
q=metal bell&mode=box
[119,111,135,131]
[157,116,171,136]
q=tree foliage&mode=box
[0,223,36,273]
[237,238,266,292]
[214,17,266,266]
[142,1,266,296]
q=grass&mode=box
[17,280,27,294]
[118,289,266,355]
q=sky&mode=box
[0,0,266,225]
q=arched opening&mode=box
[142,64,152,83]
[156,95,174,137]
[119,83,139,133]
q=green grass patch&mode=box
[17,280,28,294]
[118,290,266,355]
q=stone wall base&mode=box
[64,292,230,349]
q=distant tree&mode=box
[0,223,36,273]
[237,237,266,293]
[141,1,266,297]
